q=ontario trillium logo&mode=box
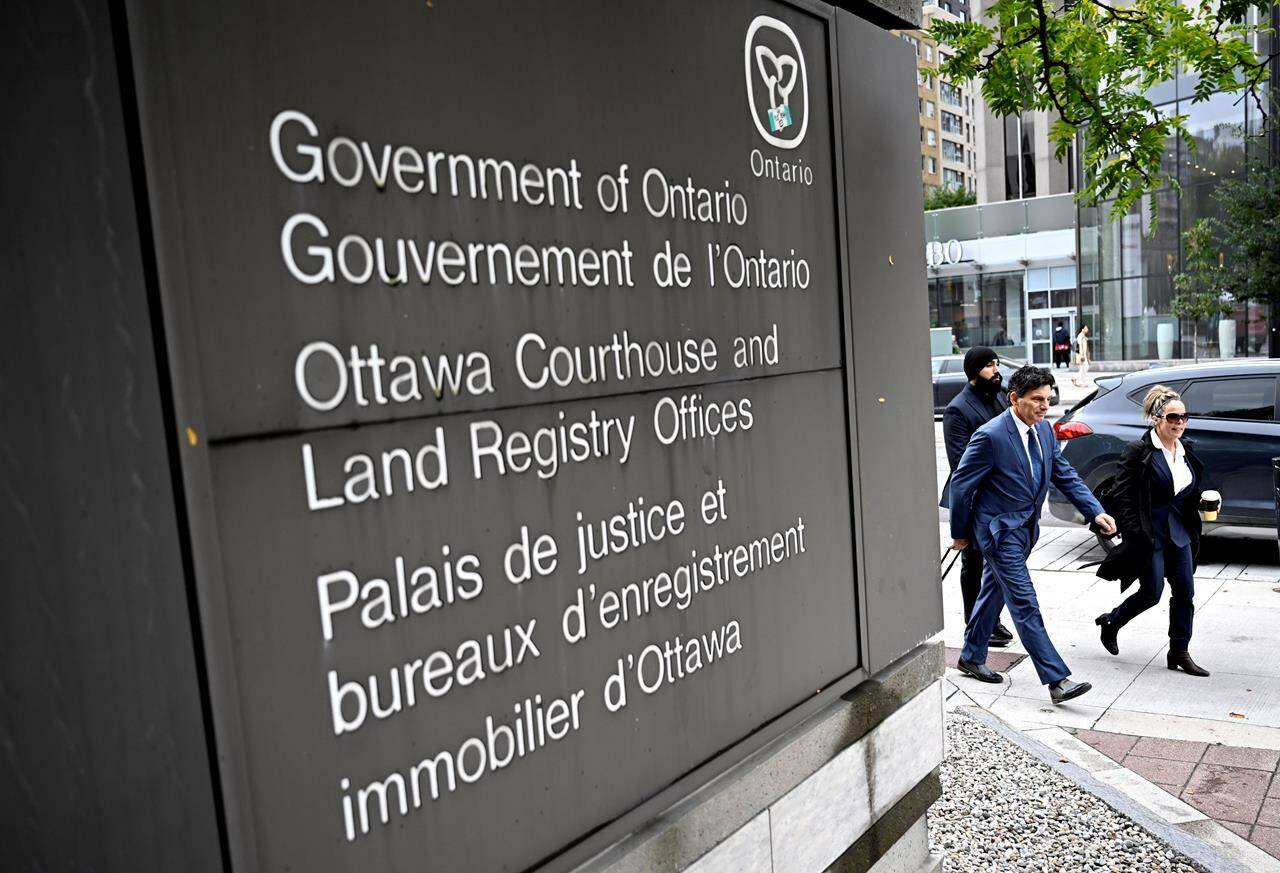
[744,15,808,149]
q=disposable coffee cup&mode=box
[1199,489,1221,522]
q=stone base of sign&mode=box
[824,774,943,873]
[574,642,945,873]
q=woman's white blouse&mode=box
[1150,429,1193,495]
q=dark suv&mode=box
[1048,360,1280,531]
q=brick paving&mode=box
[1074,728,1280,859]
[943,646,1026,673]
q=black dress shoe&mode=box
[957,657,1003,684]
[1049,678,1092,703]
[988,632,1011,649]
[1168,651,1210,677]
[1096,614,1119,656]
[991,621,1014,643]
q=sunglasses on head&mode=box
[1159,413,1190,424]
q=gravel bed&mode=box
[929,711,1205,872]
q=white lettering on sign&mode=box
[925,239,965,267]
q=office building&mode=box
[899,5,980,194]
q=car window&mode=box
[1181,377,1276,421]
[944,359,967,374]
[931,358,945,376]
[1126,380,1186,407]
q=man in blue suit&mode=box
[948,366,1117,703]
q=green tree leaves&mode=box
[931,0,1276,220]
[924,185,979,209]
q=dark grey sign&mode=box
[129,0,843,441]
[127,0,864,870]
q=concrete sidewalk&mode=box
[935,522,1280,863]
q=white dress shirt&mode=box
[1150,429,1193,495]
[1009,409,1038,478]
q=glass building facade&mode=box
[1078,73,1273,362]
[926,64,1274,365]
[925,195,1080,364]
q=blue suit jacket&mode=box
[939,383,1008,508]
[949,410,1105,553]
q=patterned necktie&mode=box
[1027,426,1043,486]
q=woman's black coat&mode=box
[1095,431,1205,591]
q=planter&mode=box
[1218,318,1237,359]
[1157,322,1176,360]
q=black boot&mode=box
[1096,614,1118,656]
[990,621,1014,643]
[1167,651,1210,677]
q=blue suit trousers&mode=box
[960,524,1071,685]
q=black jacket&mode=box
[1096,431,1205,590]
[939,382,1009,507]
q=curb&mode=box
[957,706,1280,873]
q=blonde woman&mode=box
[1095,385,1209,676]
[1072,325,1091,386]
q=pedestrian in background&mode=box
[1095,385,1210,676]
[1073,324,1091,386]
[1052,322,1071,369]
[949,366,1117,703]
[940,347,1014,648]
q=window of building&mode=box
[1025,266,1080,309]
[929,270,1026,352]
[925,44,933,62]
[927,129,937,146]
[927,156,937,174]
[918,97,924,115]
[1049,265,1077,289]
[942,140,963,162]
[1003,112,1037,200]
[943,168,964,188]
[1181,377,1276,421]
[1179,89,1246,186]
[940,82,962,107]
[926,100,935,118]
[941,110,963,134]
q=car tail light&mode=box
[1053,420,1094,440]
